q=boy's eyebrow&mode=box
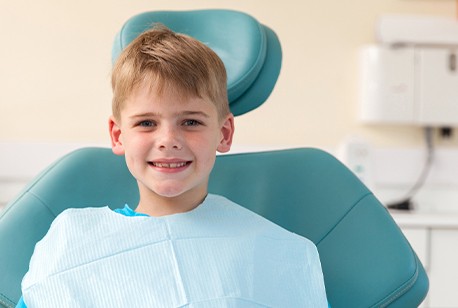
[128,111,210,119]
[128,112,159,120]
[179,111,210,118]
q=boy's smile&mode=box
[109,83,234,216]
[149,160,191,171]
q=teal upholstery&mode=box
[112,10,282,116]
[0,9,428,308]
[0,147,428,307]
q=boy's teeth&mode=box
[154,162,187,168]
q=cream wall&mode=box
[0,0,456,149]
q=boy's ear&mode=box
[217,114,235,153]
[108,116,125,156]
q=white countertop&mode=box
[390,210,458,229]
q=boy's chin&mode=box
[152,185,205,200]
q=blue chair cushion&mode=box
[111,9,282,116]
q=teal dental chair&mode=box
[0,10,428,308]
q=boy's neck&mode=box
[135,189,208,217]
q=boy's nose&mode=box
[157,126,183,150]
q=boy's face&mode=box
[109,83,234,212]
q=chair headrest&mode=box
[112,9,282,116]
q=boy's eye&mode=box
[183,119,202,126]
[138,120,155,127]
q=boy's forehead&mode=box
[133,84,209,105]
[123,84,217,115]
[132,79,200,102]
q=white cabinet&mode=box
[401,228,429,271]
[428,229,458,307]
[399,227,430,308]
[392,212,458,308]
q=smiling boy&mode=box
[109,79,234,217]
[18,25,328,307]
[108,24,235,217]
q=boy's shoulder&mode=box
[51,206,118,232]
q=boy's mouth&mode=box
[149,161,191,169]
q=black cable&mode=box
[387,127,435,211]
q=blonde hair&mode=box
[111,24,230,121]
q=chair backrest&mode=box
[112,9,282,116]
[0,9,428,308]
[0,147,428,307]
[210,148,429,307]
